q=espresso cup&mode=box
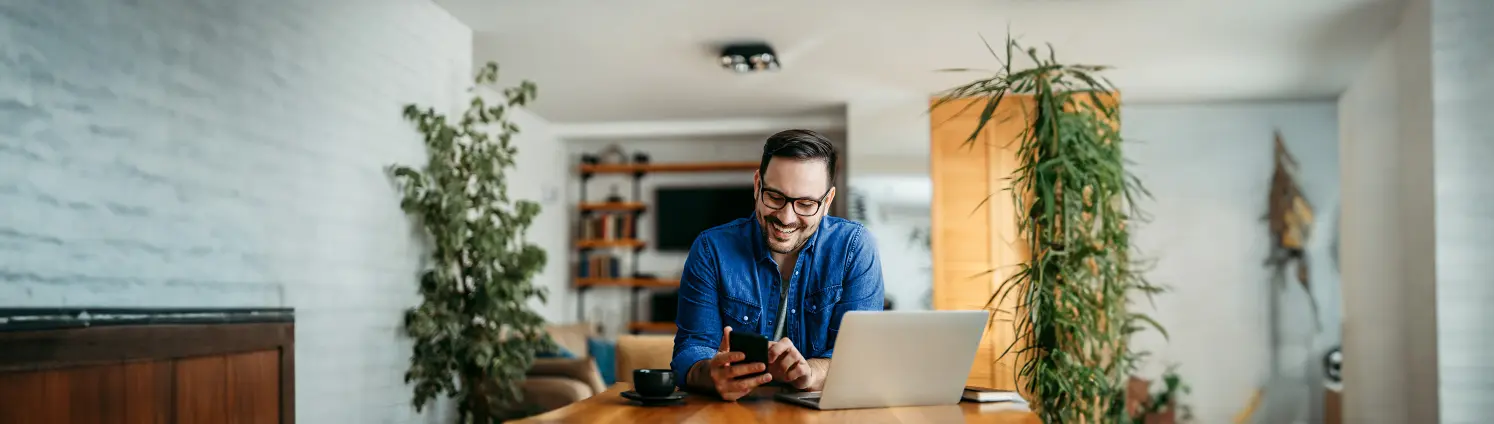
[632,368,676,397]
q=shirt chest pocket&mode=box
[721,294,761,335]
[804,284,842,355]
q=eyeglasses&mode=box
[759,186,833,216]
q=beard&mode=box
[759,212,815,255]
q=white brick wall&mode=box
[0,1,486,422]
[1433,0,1494,422]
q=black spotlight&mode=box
[718,42,779,73]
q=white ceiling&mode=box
[436,0,1403,123]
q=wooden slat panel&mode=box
[65,363,128,423]
[0,370,57,424]
[123,361,173,424]
[175,356,228,424]
[931,109,993,315]
[932,98,997,389]
[40,370,71,423]
[227,351,281,424]
[0,362,173,424]
[931,96,1040,392]
[279,344,295,424]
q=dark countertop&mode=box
[0,307,294,332]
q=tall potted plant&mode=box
[934,37,1168,424]
[390,62,551,423]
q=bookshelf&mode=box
[627,321,677,333]
[575,239,645,249]
[579,161,758,174]
[574,160,757,334]
[579,202,645,212]
[575,277,678,288]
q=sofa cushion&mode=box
[521,376,594,413]
[529,357,606,395]
[545,323,597,358]
[587,337,617,385]
[615,335,676,384]
[535,345,577,359]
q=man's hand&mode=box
[689,326,772,401]
[767,337,820,390]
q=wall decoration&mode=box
[1265,131,1319,321]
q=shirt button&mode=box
[791,309,796,314]
[743,315,749,321]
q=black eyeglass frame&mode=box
[758,185,834,217]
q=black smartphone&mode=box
[728,330,770,377]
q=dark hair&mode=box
[758,129,838,184]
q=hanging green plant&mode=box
[934,36,1168,424]
[390,62,551,423]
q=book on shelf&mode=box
[576,251,621,279]
[580,213,635,241]
[961,386,1025,403]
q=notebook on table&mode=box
[961,386,1025,403]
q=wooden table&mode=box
[512,383,1040,423]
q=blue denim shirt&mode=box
[670,214,884,379]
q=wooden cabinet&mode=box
[0,316,294,424]
[929,96,1035,391]
[0,352,283,424]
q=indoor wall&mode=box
[1431,0,1494,420]
[0,0,496,422]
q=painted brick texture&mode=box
[0,1,473,422]
[1433,0,1494,421]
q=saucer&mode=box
[620,390,686,406]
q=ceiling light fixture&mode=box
[718,42,779,73]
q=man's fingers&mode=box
[769,353,799,382]
[711,351,745,366]
[718,326,733,351]
[766,340,787,362]
[724,372,773,393]
[776,350,800,367]
[783,359,809,383]
[724,362,766,379]
[772,339,802,364]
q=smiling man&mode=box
[671,129,885,401]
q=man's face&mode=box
[755,158,836,255]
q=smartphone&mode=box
[728,330,770,378]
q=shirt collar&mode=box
[749,211,823,264]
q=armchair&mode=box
[509,323,607,415]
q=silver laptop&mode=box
[774,310,989,410]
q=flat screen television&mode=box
[654,185,756,251]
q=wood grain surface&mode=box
[512,383,1039,423]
